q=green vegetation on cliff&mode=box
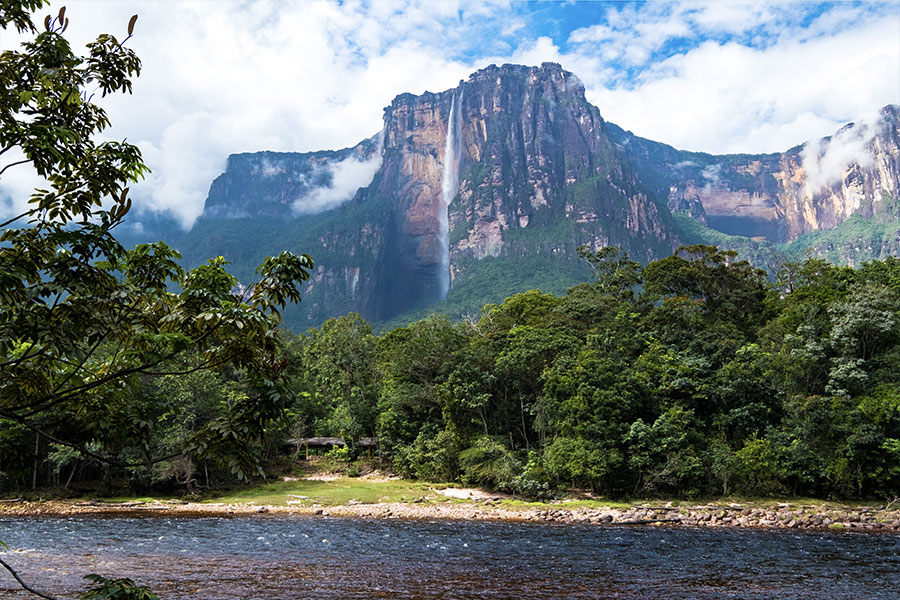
[784,195,900,264]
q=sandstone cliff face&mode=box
[776,106,900,240]
[372,90,456,317]
[188,65,900,328]
[203,136,380,219]
[450,64,675,256]
[372,63,678,319]
[610,104,900,243]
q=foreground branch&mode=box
[0,554,61,600]
[0,410,182,468]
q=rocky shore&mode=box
[2,498,899,532]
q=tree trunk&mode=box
[31,433,39,490]
[520,397,530,449]
[64,461,78,490]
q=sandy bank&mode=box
[2,498,899,532]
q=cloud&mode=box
[568,3,693,68]
[293,136,385,215]
[800,112,880,196]
[1,1,501,228]
[581,12,900,154]
[701,164,722,186]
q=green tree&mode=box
[625,406,703,496]
[643,245,769,335]
[1,3,311,596]
[576,245,643,300]
[376,314,465,462]
[1,0,312,483]
[300,313,378,451]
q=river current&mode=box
[1,515,898,599]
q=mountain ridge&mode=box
[166,63,899,329]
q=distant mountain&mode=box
[609,104,900,245]
[155,63,899,330]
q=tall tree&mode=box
[1,3,311,595]
[1,0,313,479]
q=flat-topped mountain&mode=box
[173,63,899,329]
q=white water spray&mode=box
[438,92,462,299]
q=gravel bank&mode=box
[2,498,899,532]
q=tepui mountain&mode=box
[124,63,899,330]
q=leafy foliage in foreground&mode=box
[0,1,312,490]
[80,575,158,600]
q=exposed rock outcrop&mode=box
[371,63,678,319]
[203,135,381,219]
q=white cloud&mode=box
[692,2,777,35]
[294,136,385,215]
[1,1,898,229]
[568,3,693,68]
[800,111,880,196]
[582,14,900,154]
[0,0,498,227]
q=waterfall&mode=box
[438,92,462,299]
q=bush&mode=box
[325,445,351,462]
[546,437,617,492]
[508,450,554,500]
[393,428,460,482]
[459,437,521,490]
[734,436,785,495]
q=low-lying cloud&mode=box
[800,112,880,197]
[293,150,384,216]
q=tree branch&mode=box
[0,411,182,468]
[0,158,30,177]
[0,554,62,600]
[0,142,18,157]
[16,327,233,417]
[0,209,39,228]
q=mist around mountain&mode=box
[131,63,899,332]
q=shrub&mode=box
[459,437,521,490]
[394,428,460,482]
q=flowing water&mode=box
[0,516,900,600]
[438,92,462,300]
[1,515,898,599]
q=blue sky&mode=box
[1,1,898,226]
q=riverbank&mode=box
[3,481,899,532]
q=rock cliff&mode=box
[609,104,900,244]
[203,135,382,219]
[181,64,900,329]
[370,63,677,320]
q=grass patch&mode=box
[206,478,438,506]
[95,496,177,504]
[93,481,890,513]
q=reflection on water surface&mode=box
[1,515,898,599]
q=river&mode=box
[1,515,898,599]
